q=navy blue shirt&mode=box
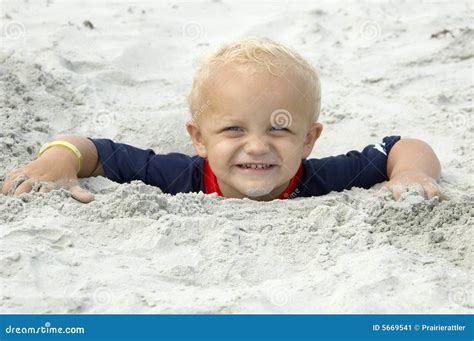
[89,135,401,198]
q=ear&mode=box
[186,120,208,158]
[302,122,323,159]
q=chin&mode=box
[241,184,275,198]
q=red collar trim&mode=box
[278,164,303,199]
[203,158,302,200]
[203,158,223,196]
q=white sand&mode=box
[0,0,472,313]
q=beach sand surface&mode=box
[0,1,472,313]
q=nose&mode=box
[243,134,271,155]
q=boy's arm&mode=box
[55,135,104,178]
[385,138,445,200]
[2,135,102,202]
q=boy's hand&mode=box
[385,138,446,201]
[383,170,446,201]
[2,147,95,203]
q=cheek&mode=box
[277,137,305,158]
[208,139,239,161]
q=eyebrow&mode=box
[216,116,245,125]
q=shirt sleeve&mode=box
[302,135,401,195]
[88,138,204,194]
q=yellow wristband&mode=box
[38,140,83,173]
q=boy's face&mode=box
[187,64,323,201]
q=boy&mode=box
[2,38,444,203]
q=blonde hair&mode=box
[187,37,321,122]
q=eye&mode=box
[271,126,289,132]
[225,126,243,132]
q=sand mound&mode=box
[0,181,472,313]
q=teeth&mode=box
[239,164,272,169]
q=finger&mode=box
[424,182,448,201]
[39,186,52,193]
[2,170,22,195]
[13,179,34,196]
[70,185,95,203]
[438,191,449,201]
[376,186,391,197]
[424,182,440,199]
[34,180,56,193]
[391,184,407,201]
[8,175,28,196]
[409,183,426,198]
[31,181,42,192]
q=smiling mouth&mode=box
[236,163,275,170]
